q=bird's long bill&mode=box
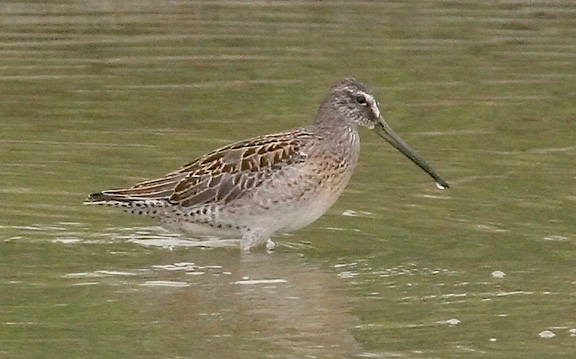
[374,117,449,189]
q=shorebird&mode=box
[86,78,449,252]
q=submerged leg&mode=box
[266,239,276,251]
[240,228,271,253]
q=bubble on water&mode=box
[491,270,506,278]
[437,318,460,326]
[538,330,555,338]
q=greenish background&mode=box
[1,1,575,358]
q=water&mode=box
[2,1,576,358]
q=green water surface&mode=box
[1,1,575,358]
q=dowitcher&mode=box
[86,78,449,252]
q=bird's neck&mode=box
[310,110,361,165]
[313,106,358,136]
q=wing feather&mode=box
[88,129,319,207]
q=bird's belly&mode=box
[234,161,353,234]
[156,198,333,238]
[159,215,241,237]
[226,184,342,235]
[276,192,339,232]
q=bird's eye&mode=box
[355,95,367,104]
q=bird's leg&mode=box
[240,228,271,253]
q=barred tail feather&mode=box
[85,191,122,203]
[84,191,168,217]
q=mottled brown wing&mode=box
[168,129,317,207]
[89,168,188,202]
[93,129,318,206]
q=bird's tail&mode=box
[84,190,168,217]
[85,191,124,203]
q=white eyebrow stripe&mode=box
[360,91,380,118]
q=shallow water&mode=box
[2,1,576,358]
